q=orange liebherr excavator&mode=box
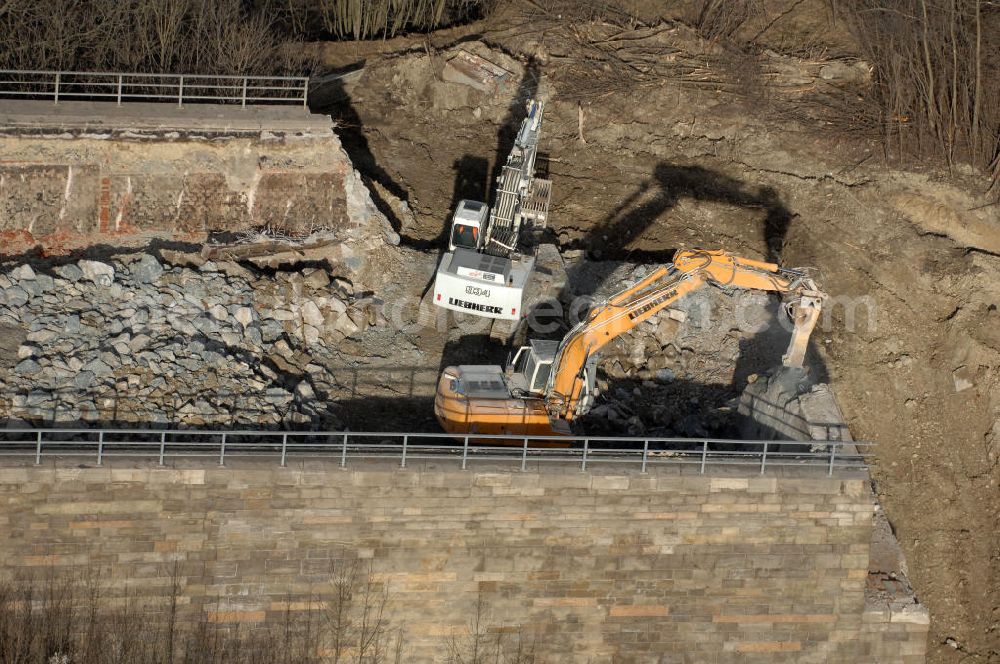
[434,248,827,437]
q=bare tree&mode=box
[0,0,304,76]
[843,0,1000,194]
[322,558,401,664]
[697,0,767,42]
[446,591,536,664]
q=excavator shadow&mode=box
[541,159,803,353]
[561,161,795,266]
[489,57,541,182]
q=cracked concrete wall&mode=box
[0,463,926,663]
[0,133,363,252]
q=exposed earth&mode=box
[305,4,1000,663]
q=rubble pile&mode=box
[577,264,794,438]
[0,252,386,428]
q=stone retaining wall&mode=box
[0,462,927,663]
[0,103,393,256]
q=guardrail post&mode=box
[53,72,60,104]
[700,440,708,474]
[117,74,123,105]
[241,78,248,108]
[640,440,649,473]
[461,436,469,470]
[581,439,589,472]
[340,433,348,468]
[521,438,528,472]
[159,432,166,466]
[178,76,184,107]
[401,435,408,468]
[760,441,768,474]
[828,443,837,476]
[35,430,42,465]
[219,433,226,466]
[302,79,308,107]
[280,434,288,467]
[97,431,104,466]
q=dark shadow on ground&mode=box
[308,74,411,236]
[730,296,830,389]
[562,162,796,284]
[1,238,206,271]
[450,155,490,211]
[407,154,491,252]
[436,332,508,376]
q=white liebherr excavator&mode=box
[429,99,560,330]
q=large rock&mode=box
[301,269,330,289]
[332,312,361,338]
[73,371,96,389]
[302,324,320,346]
[54,264,84,281]
[234,306,254,328]
[83,358,114,377]
[78,260,115,286]
[131,254,164,284]
[10,265,35,281]
[14,359,42,375]
[301,300,324,327]
[25,329,57,344]
[2,286,28,307]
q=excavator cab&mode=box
[505,340,557,396]
[505,339,598,415]
[448,200,488,252]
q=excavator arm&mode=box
[544,248,826,423]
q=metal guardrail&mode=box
[0,429,871,476]
[0,70,309,107]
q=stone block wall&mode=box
[862,605,931,664]
[0,462,926,662]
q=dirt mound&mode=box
[891,190,1000,255]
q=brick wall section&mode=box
[0,463,925,662]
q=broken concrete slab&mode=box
[442,50,512,93]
